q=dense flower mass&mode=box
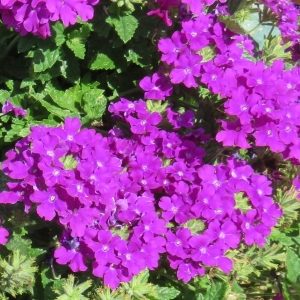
[141,0,300,163]
[0,97,282,288]
[0,0,99,37]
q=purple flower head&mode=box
[30,187,69,221]
[115,240,146,276]
[159,194,190,224]
[165,228,191,259]
[2,99,27,117]
[147,0,178,26]
[158,31,188,64]
[216,119,253,149]
[166,108,195,130]
[181,0,203,15]
[55,231,88,272]
[170,52,202,88]
[182,15,211,51]
[201,61,224,94]
[205,219,241,250]
[127,112,162,134]
[88,230,121,265]
[239,210,270,247]
[139,72,173,100]
[189,234,216,266]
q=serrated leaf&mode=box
[33,45,61,73]
[203,282,227,300]
[4,119,30,142]
[66,25,91,59]
[31,93,73,119]
[0,90,10,103]
[51,22,66,46]
[83,89,107,119]
[5,232,32,256]
[45,83,82,112]
[269,228,293,246]
[154,286,180,300]
[89,52,115,70]
[108,15,138,43]
[286,248,300,283]
[59,48,80,83]
[20,78,36,89]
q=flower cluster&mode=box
[0,0,99,38]
[0,97,282,288]
[263,0,300,44]
[143,0,300,164]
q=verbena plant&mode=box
[0,0,299,299]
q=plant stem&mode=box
[0,35,21,60]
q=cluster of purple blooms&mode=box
[263,0,300,45]
[0,0,99,38]
[142,0,300,163]
[0,98,282,288]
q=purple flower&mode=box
[201,61,224,94]
[205,219,241,250]
[170,52,202,88]
[139,72,173,100]
[165,228,191,259]
[169,256,205,282]
[159,195,190,223]
[30,187,69,221]
[88,230,121,265]
[55,233,88,272]
[60,207,100,237]
[182,15,211,51]
[253,121,285,153]
[115,240,146,276]
[127,112,162,134]
[166,108,195,129]
[158,31,188,64]
[239,210,270,247]
[2,99,27,117]
[188,234,216,266]
[216,119,253,149]
[92,260,123,290]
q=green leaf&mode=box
[269,228,293,246]
[203,282,227,300]
[66,24,91,59]
[59,48,80,83]
[108,15,138,43]
[45,83,82,112]
[5,231,32,256]
[51,22,66,46]
[89,52,116,70]
[286,248,300,283]
[281,277,292,300]
[33,43,61,73]
[20,78,36,89]
[154,286,180,300]
[31,93,73,119]
[82,89,107,120]
[18,35,39,53]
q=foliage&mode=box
[0,0,299,299]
